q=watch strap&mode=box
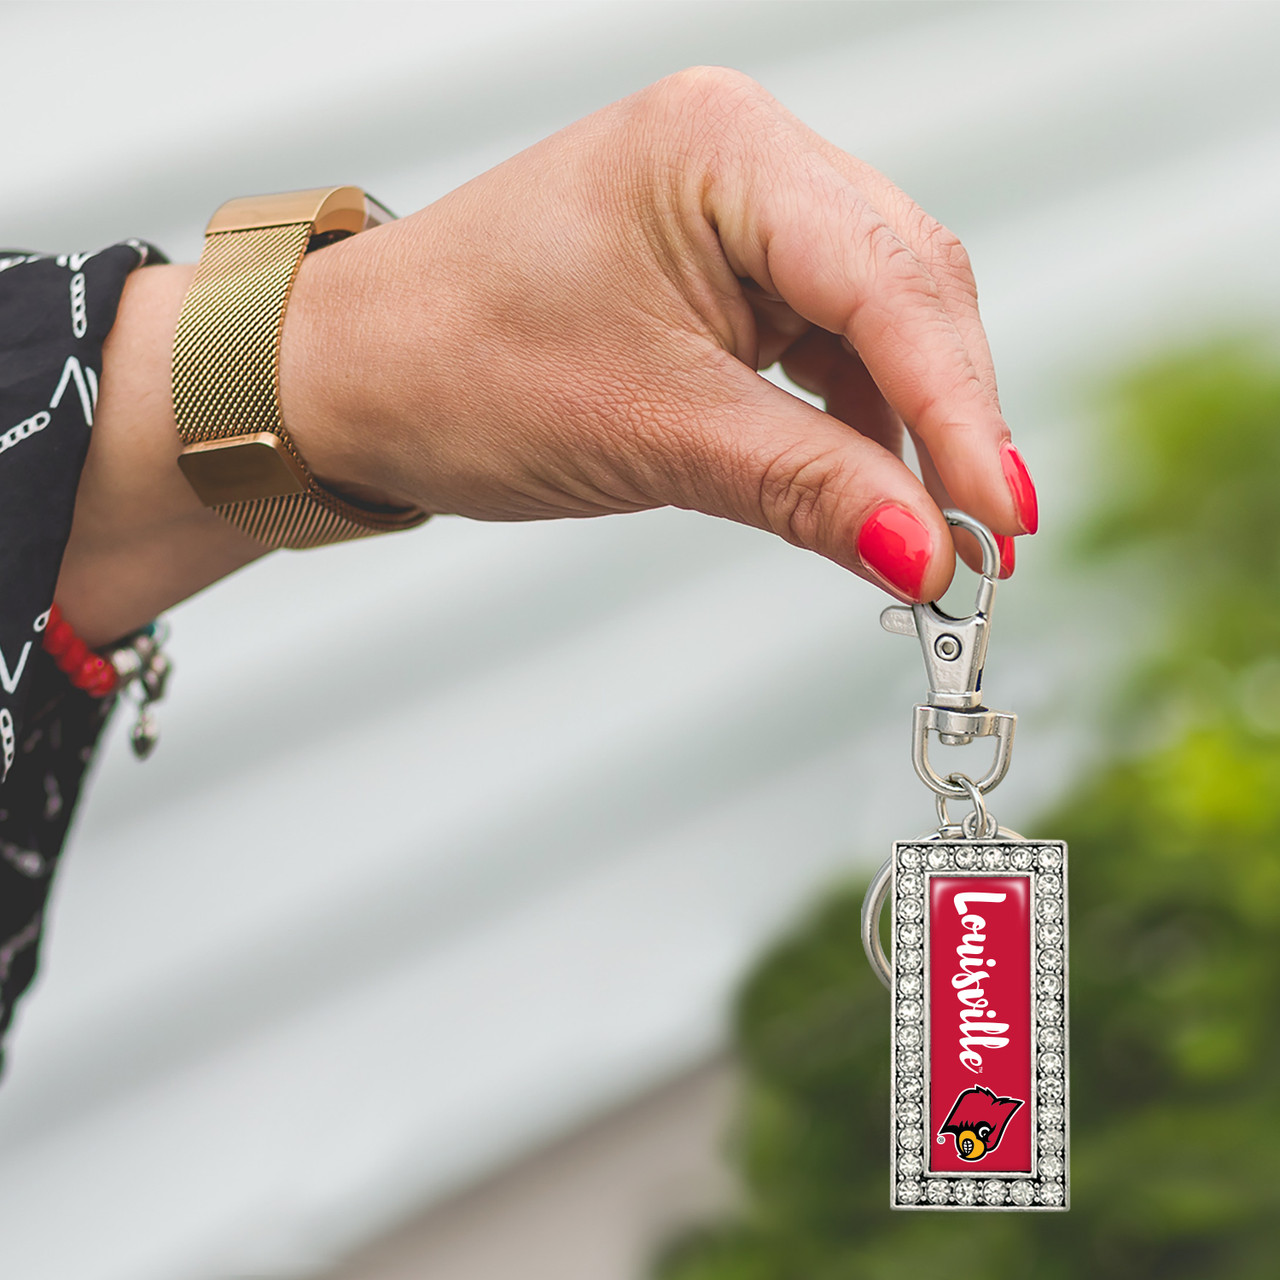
[173,203,428,549]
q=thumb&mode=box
[656,360,955,602]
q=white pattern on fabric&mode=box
[0,240,160,1067]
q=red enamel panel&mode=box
[928,875,1032,1174]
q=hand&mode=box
[283,67,1036,601]
[60,68,1037,645]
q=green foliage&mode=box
[656,343,1280,1279]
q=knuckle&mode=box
[859,221,940,311]
[637,67,774,160]
[867,220,923,279]
[912,367,989,434]
[623,68,784,245]
[756,443,855,550]
[653,65,766,116]
[918,215,978,299]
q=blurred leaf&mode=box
[655,339,1280,1280]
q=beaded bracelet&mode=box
[41,604,171,758]
[42,604,119,696]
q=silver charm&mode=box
[862,512,1069,1212]
[104,621,172,760]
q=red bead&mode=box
[44,618,76,658]
[41,604,120,698]
[86,664,119,697]
[56,638,89,675]
[70,658,99,689]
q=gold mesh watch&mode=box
[172,186,429,549]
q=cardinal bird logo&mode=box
[937,1086,1024,1161]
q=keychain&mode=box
[860,511,1068,1212]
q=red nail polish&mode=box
[857,504,932,598]
[997,534,1015,580]
[1000,441,1039,534]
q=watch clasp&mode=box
[177,432,308,506]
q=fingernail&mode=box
[1000,441,1039,534]
[857,503,932,599]
[996,534,1015,579]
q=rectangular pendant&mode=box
[889,839,1068,1211]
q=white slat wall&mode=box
[2,3,1278,1277]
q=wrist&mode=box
[277,232,421,512]
[57,262,268,646]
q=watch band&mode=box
[172,187,429,549]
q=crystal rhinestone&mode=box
[982,846,1006,870]
[1038,1180,1065,1206]
[898,846,923,869]
[897,1101,922,1126]
[897,1075,923,1100]
[982,1180,1007,1206]
[898,1152,923,1177]
[1036,896,1062,921]
[897,1025,922,1051]
[927,847,951,869]
[897,973,922,998]
[899,1052,923,1076]
[899,921,923,948]
[1009,1180,1035,1206]
[1037,922,1064,945]
[952,1179,978,1206]
[1037,999,1063,1025]
[1037,948,1064,971]
[955,847,979,869]
[897,1180,923,1205]
[1039,1050,1063,1074]
[1039,1025,1065,1050]
[1039,872,1063,897]
[897,896,923,920]
[897,998,922,1022]
[898,1126,924,1150]
[1039,1104,1065,1129]
[1011,846,1035,870]
[925,1180,950,1205]
[898,871,923,897]
[1039,1154,1064,1179]
[1037,846,1063,870]
[1037,973,1063,997]
[898,948,923,972]
[1040,1076,1064,1100]
[1040,1128,1065,1153]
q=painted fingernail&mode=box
[997,534,1015,580]
[1000,441,1039,534]
[857,503,932,599]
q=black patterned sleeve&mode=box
[0,241,164,1068]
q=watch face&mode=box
[363,193,395,228]
[313,193,394,247]
[207,188,394,237]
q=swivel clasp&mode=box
[879,510,1015,800]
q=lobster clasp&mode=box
[879,509,998,714]
[879,511,1015,797]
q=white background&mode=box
[2,3,1279,1277]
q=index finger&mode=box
[699,93,1037,538]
